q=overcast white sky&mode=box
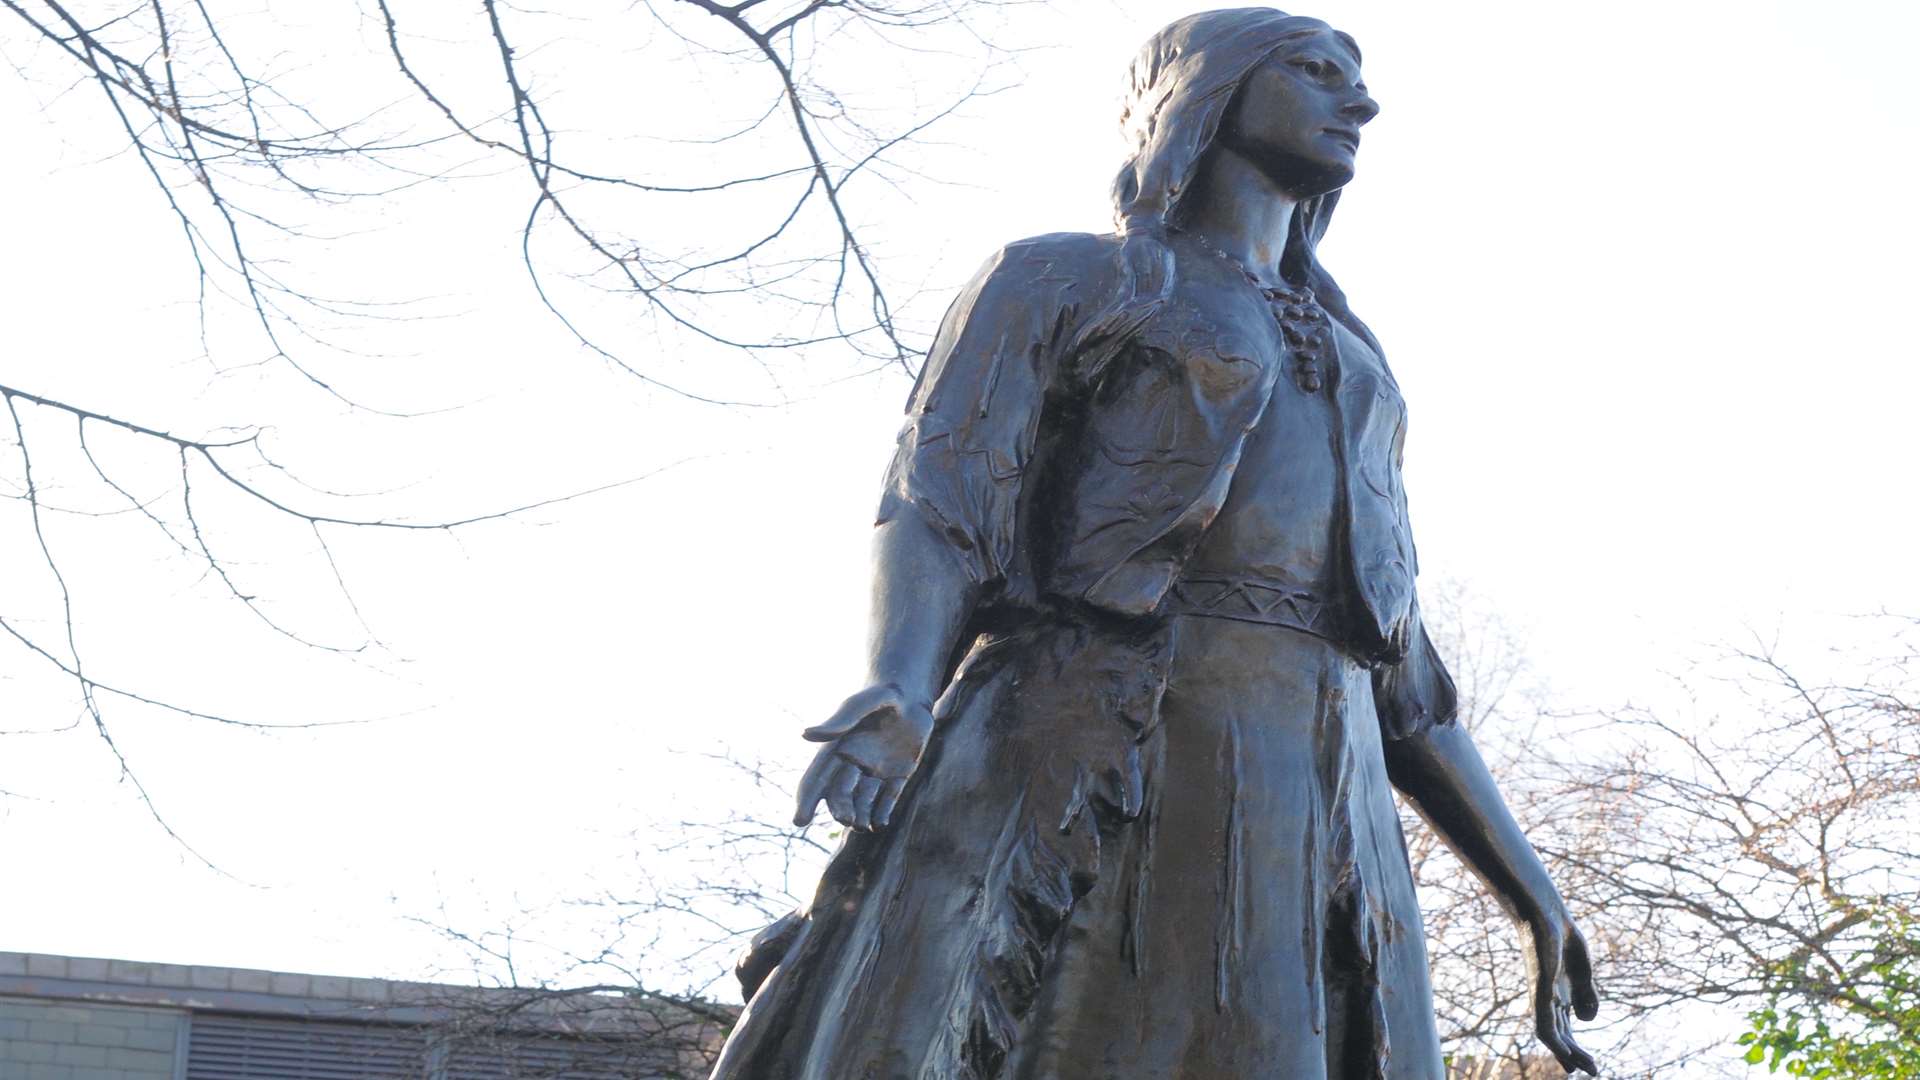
[1,0,1916,1010]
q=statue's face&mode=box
[1217,26,1379,199]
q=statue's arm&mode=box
[1383,723,1562,923]
[862,511,982,707]
[1383,723,1602,1075]
[791,511,979,833]
[791,232,1128,833]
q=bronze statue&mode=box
[710,9,1600,1078]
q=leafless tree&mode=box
[0,0,1009,849]
[1554,618,1920,1068]
[392,978,736,1080]
[405,751,827,1076]
[1413,596,1920,1078]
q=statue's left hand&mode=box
[1529,906,1601,1076]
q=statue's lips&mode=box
[1323,127,1361,151]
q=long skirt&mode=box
[710,615,1446,1079]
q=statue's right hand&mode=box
[792,683,935,833]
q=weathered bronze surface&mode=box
[711,9,1600,1077]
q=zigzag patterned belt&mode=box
[1162,574,1344,643]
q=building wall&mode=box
[0,995,184,1080]
[0,950,727,1079]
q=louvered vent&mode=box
[185,1013,668,1080]
[185,1013,430,1079]
[443,1036,645,1080]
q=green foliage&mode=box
[1739,911,1920,1078]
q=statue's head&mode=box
[1100,10,1386,365]
[1113,9,1376,240]
[1215,22,1379,199]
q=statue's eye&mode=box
[1291,57,1336,82]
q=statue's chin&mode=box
[1256,150,1354,202]
[1287,163,1356,200]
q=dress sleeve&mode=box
[1371,594,1460,741]
[877,233,1158,599]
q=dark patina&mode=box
[710,10,1601,1078]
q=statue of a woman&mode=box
[710,9,1600,1078]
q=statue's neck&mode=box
[1175,147,1298,290]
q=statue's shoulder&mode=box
[915,232,1132,410]
[965,231,1128,296]
[994,230,1124,260]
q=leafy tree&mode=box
[1741,910,1920,1078]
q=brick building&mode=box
[0,951,728,1079]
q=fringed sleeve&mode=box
[878,231,1165,604]
[1371,595,1460,741]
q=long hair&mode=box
[1105,8,1384,361]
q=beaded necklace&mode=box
[1175,227,1330,394]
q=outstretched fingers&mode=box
[873,777,907,829]
[1537,977,1599,1076]
[1557,1025,1599,1077]
[848,775,883,831]
[793,745,840,826]
[793,684,924,832]
[823,761,863,826]
[796,750,863,828]
[794,759,907,832]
